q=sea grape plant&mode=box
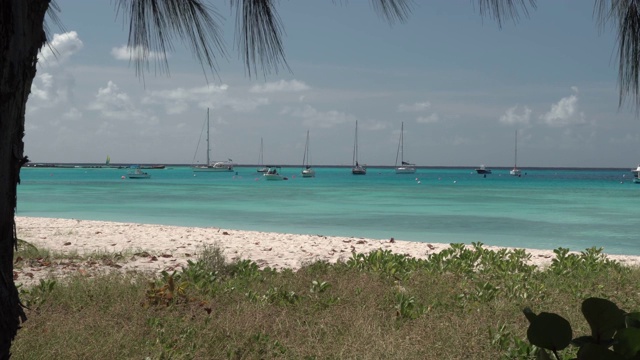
[524,297,640,359]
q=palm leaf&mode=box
[230,0,289,77]
[476,0,537,28]
[114,0,226,79]
[595,0,640,110]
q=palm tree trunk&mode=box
[0,1,50,357]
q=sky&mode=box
[24,0,640,168]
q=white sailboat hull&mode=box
[395,166,416,174]
[126,168,150,179]
[263,167,286,180]
[632,166,640,183]
[193,162,235,172]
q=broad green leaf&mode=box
[627,312,640,329]
[582,297,626,342]
[573,336,616,348]
[527,312,572,351]
[614,328,640,358]
[577,343,625,360]
[572,335,597,347]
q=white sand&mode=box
[13,216,640,288]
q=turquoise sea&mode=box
[16,166,640,256]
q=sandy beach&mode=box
[13,216,640,288]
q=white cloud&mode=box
[540,88,585,127]
[500,105,531,125]
[63,107,82,119]
[89,81,155,125]
[31,33,81,112]
[111,45,165,61]
[38,31,84,66]
[416,113,439,123]
[31,73,53,101]
[250,80,310,93]
[398,101,431,112]
[142,83,268,114]
[29,71,75,111]
[282,105,355,128]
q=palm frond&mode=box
[45,0,65,39]
[114,0,226,79]
[370,0,413,25]
[476,0,537,28]
[230,0,289,78]
[595,0,640,110]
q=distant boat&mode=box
[105,155,111,166]
[352,120,366,175]
[475,164,492,175]
[192,108,235,172]
[263,167,286,181]
[126,165,150,179]
[632,165,640,184]
[301,130,316,178]
[509,130,522,177]
[257,137,268,173]
[395,122,416,174]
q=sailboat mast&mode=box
[400,122,404,163]
[514,130,518,168]
[206,108,210,166]
[353,121,358,165]
[259,137,263,166]
[303,130,309,167]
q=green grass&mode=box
[11,242,640,359]
[14,238,136,270]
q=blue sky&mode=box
[24,0,640,168]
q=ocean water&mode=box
[16,166,640,256]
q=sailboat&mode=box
[352,120,366,175]
[509,130,522,177]
[301,130,316,177]
[632,165,640,183]
[105,155,111,166]
[192,108,235,172]
[257,138,268,173]
[395,122,416,174]
[263,166,285,180]
[126,165,150,179]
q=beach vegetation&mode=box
[12,241,640,359]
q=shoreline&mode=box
[24,163,636,171]
[13,216,640,288]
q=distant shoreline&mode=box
[23,163,636,171]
